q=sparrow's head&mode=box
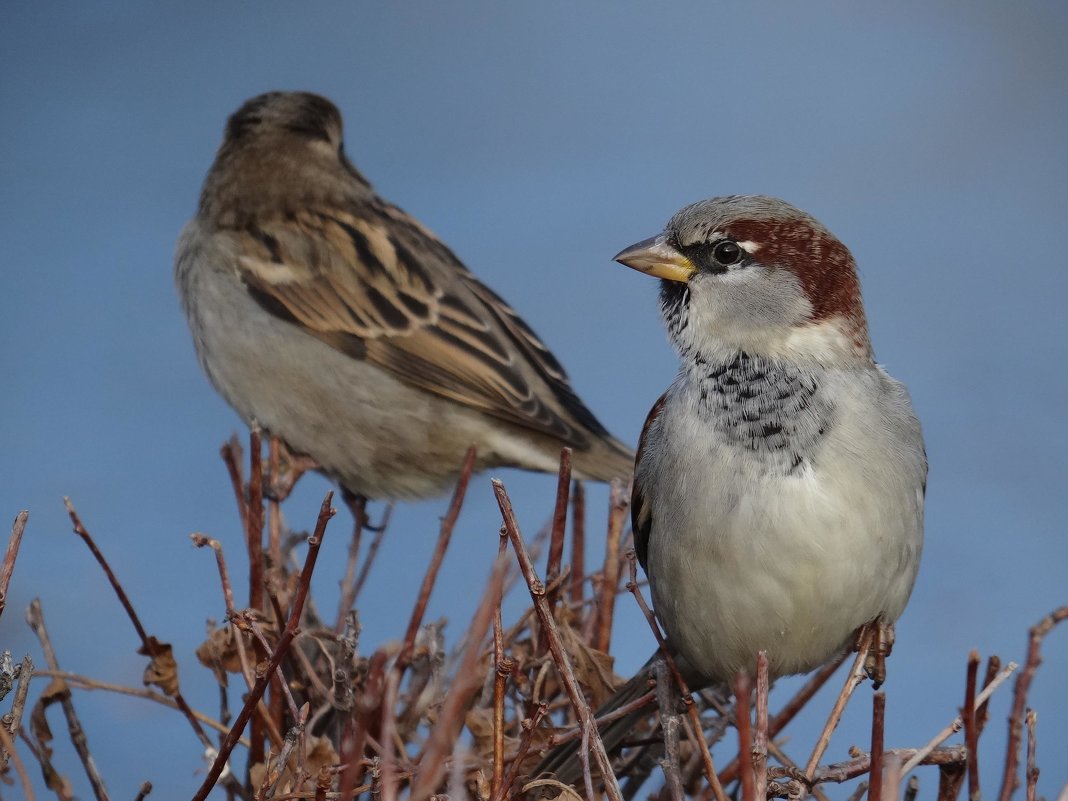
[616,196,872,365]
[200,91,371,225]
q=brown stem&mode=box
[998,605,1068,801]
[735,672,755,801]
[545,448,573,616]
[493,479,623,801]
[491,702,549,801]
[869,692,886,801]
[963,650,980,801]
[398,446,476,669]
[1024,709,1038,801]
[569,480,586,605]
[803,625,874,779]
[191,491,334,801]
[592,481,627,654]
[0,510,29,621]
[719,652,846,785]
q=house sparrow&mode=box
[175,92,632,499]
[539,195,925,783]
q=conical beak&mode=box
[613,234,696,283]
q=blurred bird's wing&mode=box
[231,201,612,447]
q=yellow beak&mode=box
[613,234,696,283]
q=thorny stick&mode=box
[719,653,847,785]
[626,551,729,801]
[0,654,33,775]
[997,605,1068,801]
[869,692,886,801]
[593,481,628,654]
[493,702,549,801]
[491,535,510,798]
[64,499,217,754]
[545,448,573,616]
[399,446,476,670]
[191,491,334,801]
[803,625,875,779]
[902,661,1018,773]
[0,510,28,620]
[267,437,283,568]
[735,672,755,801]
[569,480,586,605]
[963,651,979,801]
[754,652,770,801]
[1025,710,1038,801]
[409,552,508,798]
[493,479,624,801]
[26,600,110,801]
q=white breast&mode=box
[639,364,924,683]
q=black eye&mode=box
[712,240,742,265]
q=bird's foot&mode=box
[858,618,895,689]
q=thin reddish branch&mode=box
[735,672,755,801]
[719,651,847,784]
[0,510,28,621]
[998,605,1068,801]
[569,481,586,605]
[869,692,886,801]
[545,448,572,614]
[963,650,980,801]
[246,425,265,613]
[976,655,1001,737]
[191,491,334,801]
[493,479,623,801]
[592,481,627,654]
[399,446,476,669]
[491,533,510,798]
[491,702,548,801]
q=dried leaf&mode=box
[139,636,179,696]
[29,677,68,752]
[558,621,618,707]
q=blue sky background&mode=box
[2,3,1066,797]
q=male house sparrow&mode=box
[175,92,632,499]
[540,196,925,782]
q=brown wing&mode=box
[632,393,667,571]
[233,202,608,445]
